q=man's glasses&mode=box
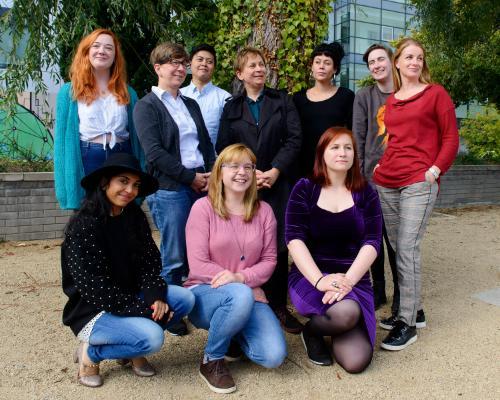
[158,58,190,69]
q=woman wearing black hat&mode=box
[61,153,195,387]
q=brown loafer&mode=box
[73,343,103,388]
[117,357,156,377]
[131,357,156,377]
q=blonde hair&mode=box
[208,144,259,222]
[234,47,266,73]
[392,37,432,91]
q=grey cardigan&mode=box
[133,92,215,190]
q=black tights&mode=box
[305,300,373,373]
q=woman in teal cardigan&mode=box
[54,28,144,210]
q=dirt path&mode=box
[1,206,499,400]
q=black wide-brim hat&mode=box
[81,153,159,197]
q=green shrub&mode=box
[0,157,54,172]
[460,106,500,163]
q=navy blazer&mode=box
[134,92,215,191]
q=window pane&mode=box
[381,25,393,41]
[356,21,380,40]
[355,37,376,54]
[335,23,341,40]
[355,63,369,80]
[355,6,381,24]
[381,10,405,28]
[358,0,381,7]
[394,27,404,39]
[382,0,405,13]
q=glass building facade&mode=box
[328,0,416,91]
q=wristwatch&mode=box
[428,167,439,179]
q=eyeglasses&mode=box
[158,59,190,69]
[221,163,256,173]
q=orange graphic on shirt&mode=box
[376,104,388,149]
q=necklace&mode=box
[227,216,246,261]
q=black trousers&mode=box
[371,224,399,313]
[262,249,290,308]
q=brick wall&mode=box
[434,165,500,208]
[1,165,499,241]
[0,173,72,241]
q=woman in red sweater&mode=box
[373,38,459,351]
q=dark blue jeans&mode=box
[80,140,132,175]
[147,186,203,285]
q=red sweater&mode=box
[373,84,459,188]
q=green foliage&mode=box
[0,0,214,105]
[460,106,500,163]
[356,74,376,89]
[1,0,334,107]
[0,157,53,172]
[412,0,500,105]
[212,0,332,93]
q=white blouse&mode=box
[78,95,128,149]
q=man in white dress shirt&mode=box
[180,44,231,148]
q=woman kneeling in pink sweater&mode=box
[184,144,287,394]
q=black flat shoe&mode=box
[166,319,188,336]
[300,330,332,366]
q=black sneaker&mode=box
[379,310,426,330]
[166,319,188,336]
[224,340,243,362]
[273,306,303,334]
[380,320,417,351]
[300,330,333,366]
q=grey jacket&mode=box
[133,92,215,190]
[352,85,391,181]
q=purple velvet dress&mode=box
[285,178,382,347]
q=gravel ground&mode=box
[0,206,499,400]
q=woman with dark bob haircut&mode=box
[286,127,382,372]
[61,153,195,387]
[293,42,355,179]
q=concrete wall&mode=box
[1,165,500,241]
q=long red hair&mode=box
[312,127,366,191]
[69,28,129,105]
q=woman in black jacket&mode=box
[216,47,302,333]
[61,153,195,387]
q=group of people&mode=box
[55,28,459,393]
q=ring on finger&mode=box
[331,281,339,288]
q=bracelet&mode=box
[314,275,325,289]
[429,167,439,179]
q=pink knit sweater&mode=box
[184,197,277,303]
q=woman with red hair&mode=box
[54,28,144,210]
[286,127,382,373]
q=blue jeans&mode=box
[188,283,287,368]
[80,140,132,175]
[87,285,195,363]
[147,186,202,285]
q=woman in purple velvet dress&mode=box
[286,127,382,373]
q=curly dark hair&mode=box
[311,42,345,73]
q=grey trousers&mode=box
[376,181,438,326]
